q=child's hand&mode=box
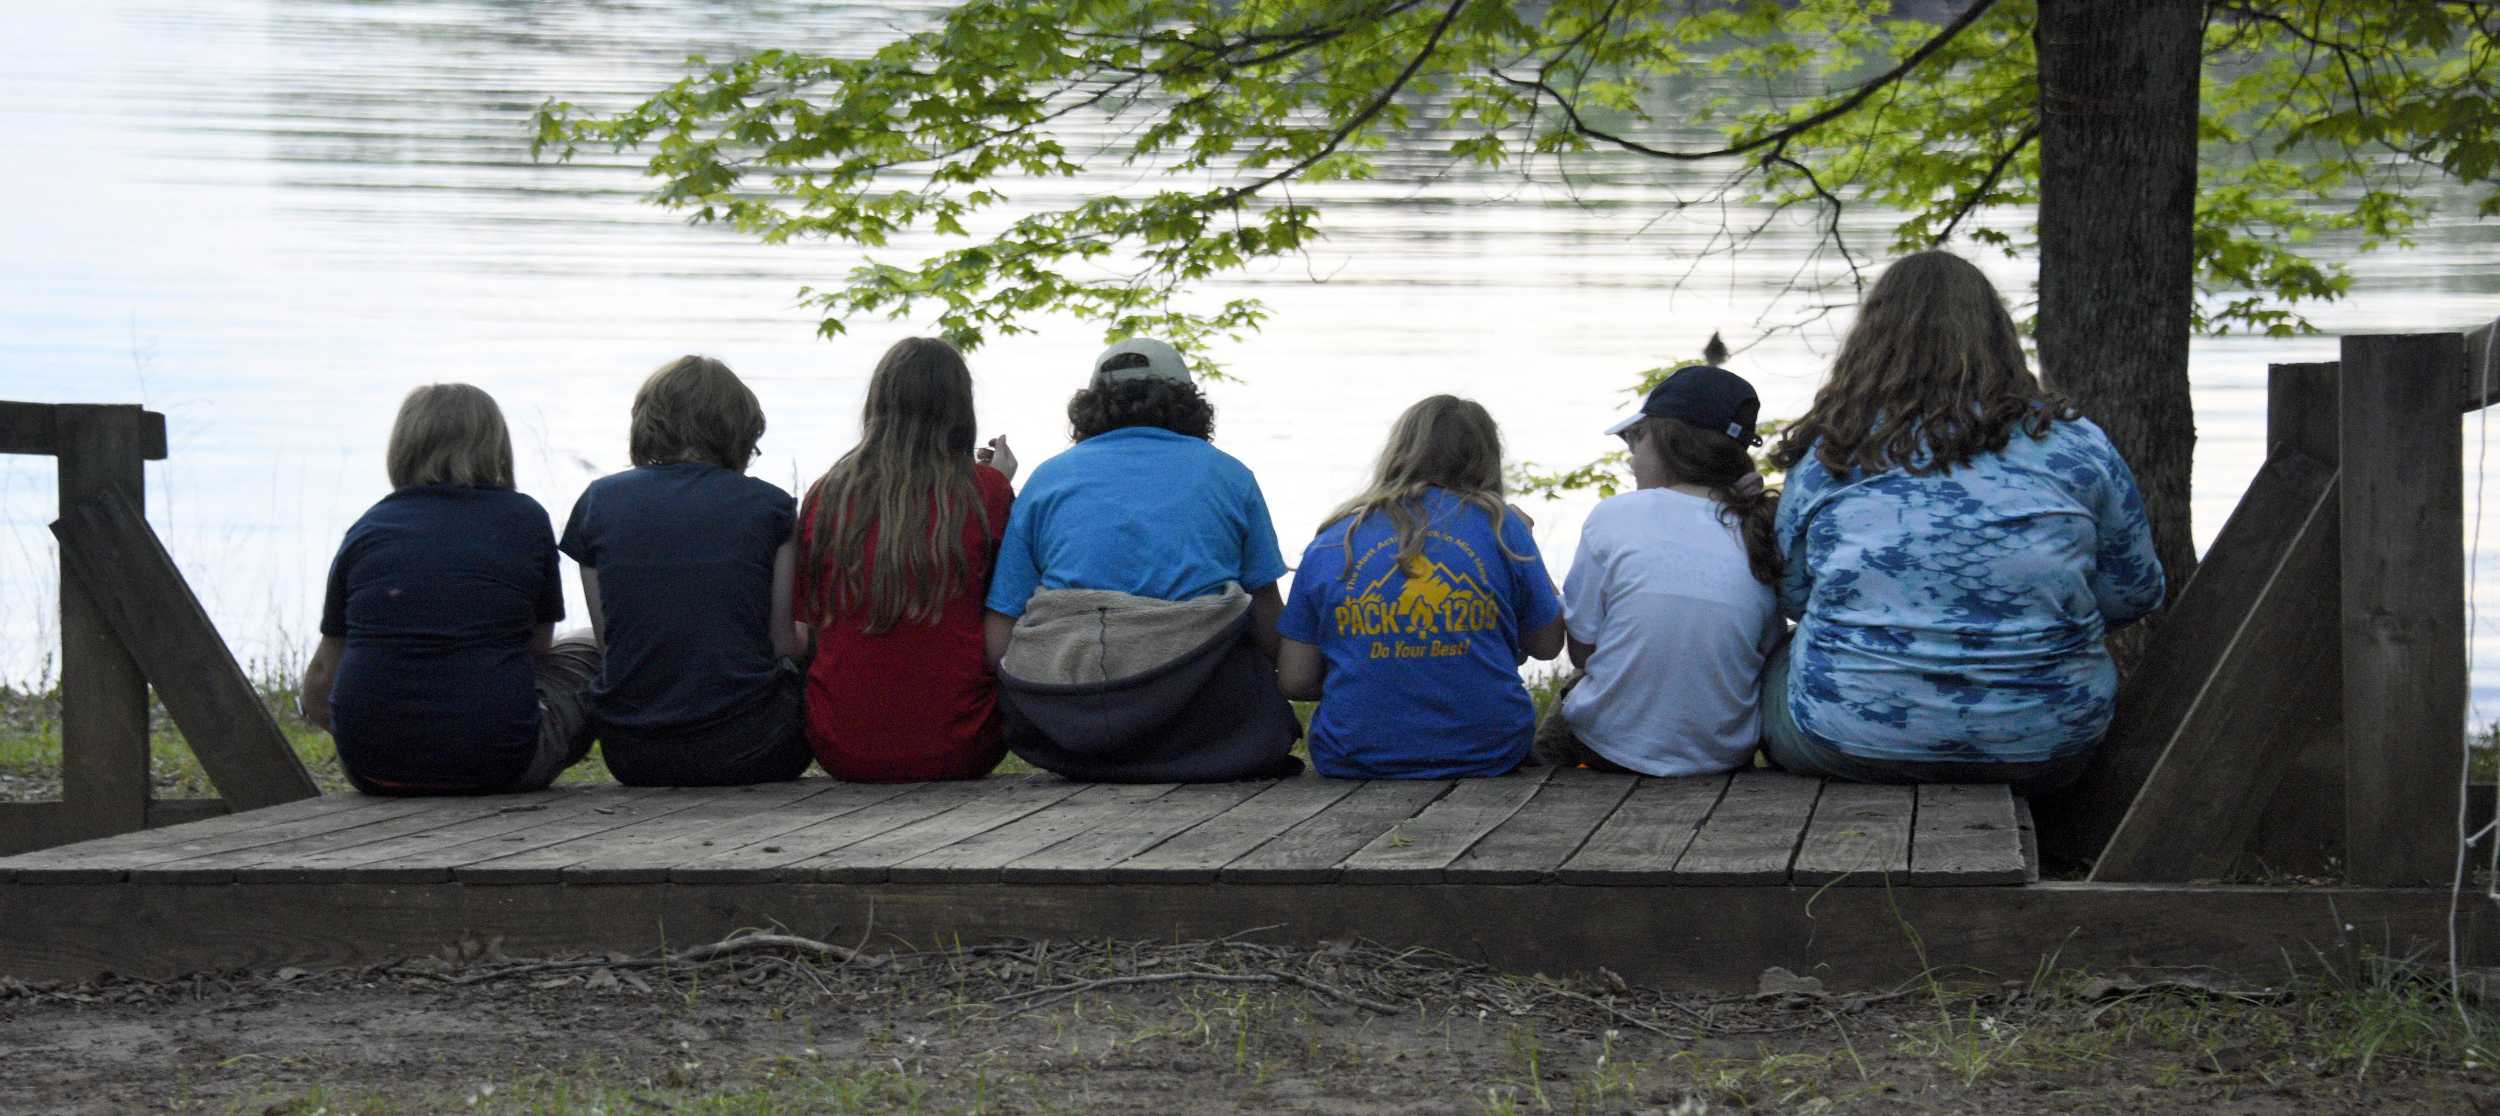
[977,435,1019,483]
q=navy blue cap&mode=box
[1604,365,1762,446]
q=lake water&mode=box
[7,0,2500,718]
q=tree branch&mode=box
[1214,0,1475,205]
[1935,116,2041,244]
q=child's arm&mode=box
[298,635,344,732]
[580,567,606,646]
[1248,582,1285,662]
[983,610,1016,672]
[1522,616,1566,662]
[1275,639,1324,700]
[768,539,810,660]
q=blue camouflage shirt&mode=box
[1774,416,2166,763]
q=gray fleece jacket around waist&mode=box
[999,584,1251,687]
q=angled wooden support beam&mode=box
[2032,448,2337,869]
[2342,332,2467,886]
[51,492,321,813]
[2091,471,2340,881]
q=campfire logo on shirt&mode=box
[1332,533,1501,659]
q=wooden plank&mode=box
[145,799,229,829]
[1219,779,1450,883]
[562,781,918,884]
[2092,475,2342,881]
[0,792,366,877]
[1910,784,2028,885]
[54,493,322,810]
[1556,774,1730,884]
[2249,359,2346,877]
[1669,772,1822,884]
[795,779,1090,882]
[53,407,150,844]
[0,402,167,460]
[129,795,543,882]
[1790,783,1915,886]
[1002,781,1271,883]
[2461,319,2496,412]
[0,803,73,860]
[888,784,1176,882]
[265,787,677,883]
[1338,768,1553,882]
[7,796,424,884]
[1444,768,1639,883]
[2032,449,2336,867]
[360,788,718,882]
[2016,798,2040,884]
[9,878,2485,994]
[453,783,825,884]
[2341,332,2468,886]
[1101,777,1360,883]
[669,780,1011,883]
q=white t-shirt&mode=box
[1560,488,1781,776]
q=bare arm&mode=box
[1567,636,1596,671]
[299,635,345,732]
[581,566,605,647]
[1248,583,1284,662]
[769,539,809,660]
[984,609,1017,672]
[1275,639,1325,700]
[527,622,554,657]
[1521,616,1566,663]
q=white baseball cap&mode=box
[1091,338,1192,387]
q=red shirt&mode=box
[795,464,1015,782]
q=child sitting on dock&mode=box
[1534,363,1783,776]
[1275,395,1565,778]
[301,383,598,794]
[559,356,813,786]
[795,337,1017,782]
[1766,250,2166,794]
[982,338,1303,782]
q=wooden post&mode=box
[2248,361,2345,875]
[2340,334,2468,886]
[51,406,152,842]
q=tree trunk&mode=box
[2034,0,2205,596]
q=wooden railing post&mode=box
[2340,333,2469,886]
[51,406,152,842]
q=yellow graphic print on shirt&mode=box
[1331,532,1502,661]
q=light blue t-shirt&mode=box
[1280,490,1561,779]
[1775,416,2166,764]
[985,427,1287,616]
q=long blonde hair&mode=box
[804,338,987,634]
[1769,250,2075,477]
[386,383,514,490]
[1323,395,1527,572]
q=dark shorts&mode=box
[596,663,813,788]
[347,634,601,796]
[1758,640,2090,797]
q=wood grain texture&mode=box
[887,784,1175,882]
[451,785,822,884]
[1557,775,1729,884]
[796,778,1089,882]
[1912,784,2028,885]
[1220,779,1449,883]
[668,780,1004,883]
[0,402,166,460]
[1790,783,1914,886]
[562,781,915,884]
[277,788,675,884]
[2341,332,2468,885]
[52,407,150,845]
[54,493,322,811]
[0,794,389,883]
[1338,767,1552,882]
[1102,778,1359,882]
[1445,768,1638,883]
[1670,772,1821,884]
[1002,781,1269,883]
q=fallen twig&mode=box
[446,933,881,986]
[989,969,1406,1019]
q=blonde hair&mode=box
[385,383,515,490]
[803,338,988,634]
[1323,395,1527,572]
[630,355,766,470]
[1769,249,2075,477]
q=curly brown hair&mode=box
[1067,377,1216,442]
[1769,250,2076,478]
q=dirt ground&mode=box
[4,934,2498,1115]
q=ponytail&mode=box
[1634,416,1782,586]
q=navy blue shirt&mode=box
[320,486,563,790]
[560,463,795,741]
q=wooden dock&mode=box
[0,767,2478,990]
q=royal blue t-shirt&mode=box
[320,485,563,789]
[560,463,795,741]
[984,427,1287,616]
[1279,489,1562,779]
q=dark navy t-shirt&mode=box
[560,463,795,741]
[320,485,564,789]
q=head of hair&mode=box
[385,383,515,491]
[1768,249,2076,478]
[1325,395,1528,569]
[804,338,988,634]
[1630,416,1780,586]
[629,355,766,471]
[1066,376,1216,442]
